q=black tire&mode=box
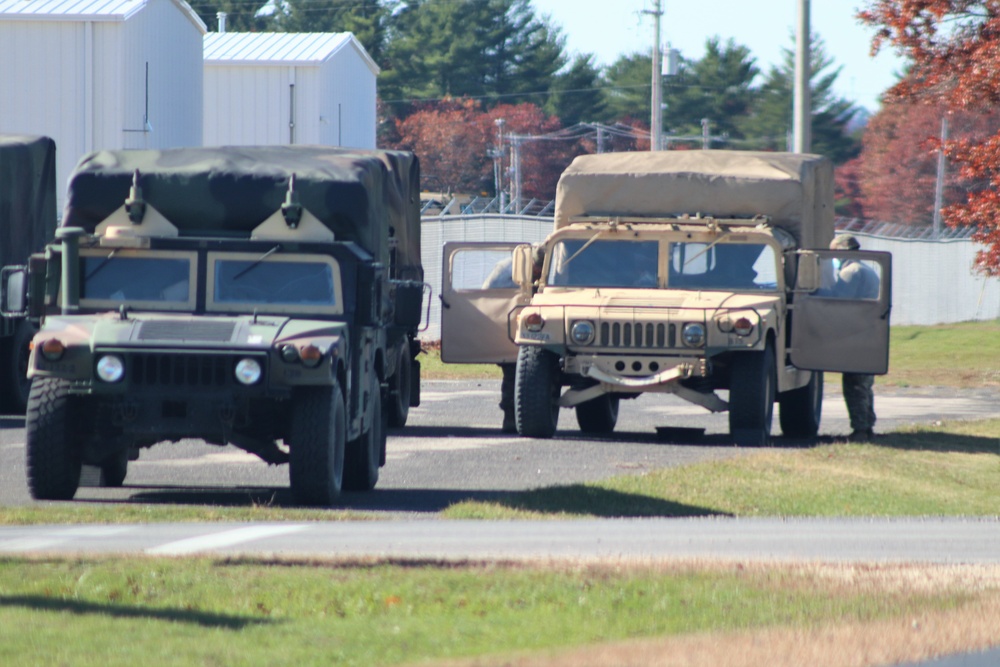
[575,394,620,434]
[99,450,129,488]
[728,343,777,447]
[386,346,411,428]
[515,346,560,438]
[25,377,82,500]
[344,385,385,491]
[779,371,824,438]
[289,384,346,506]
[2,320,35,414]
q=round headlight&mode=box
[682,322,706,348]
[235,358,263,385]
[96,354,124,383]
[280,344,300,363]
[570,320,595,345]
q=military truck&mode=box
[441,150,891,446]
[16,145,424,505]
[0,135,57,413]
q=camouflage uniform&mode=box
[831,234,877,440]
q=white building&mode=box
[0,0,206,204]
[204,32,378,150]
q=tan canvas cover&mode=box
[554,150,834,249]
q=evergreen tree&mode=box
[740,33,859,162]
[602,52,653,124]
[661,38,759,144]
[190,0,276,32]
[546,54,607,126]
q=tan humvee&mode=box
[441,151,891,446]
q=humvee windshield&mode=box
[209,253,341,311]
[80,251,194,306]
[546,238,778,290]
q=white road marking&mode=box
[146,524,309,555]
[0,526,130,553]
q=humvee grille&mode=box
[599,322,676,348]
[126,353,253,389]
[137,321,236,343]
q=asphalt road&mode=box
[0,379,996,509]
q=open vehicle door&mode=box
[440,242,528,364]
[789,249,892,374]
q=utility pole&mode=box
[932,115,949,239]
[494,118,506,212]
[793,0,811,153]
[643,0,664,151]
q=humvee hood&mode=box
[36,313,347,349]
[533,289,779,312]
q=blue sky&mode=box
[531,0,907,112]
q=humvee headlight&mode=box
[299,344,323,368]
[717,317,734,333]
[682,322,706,348]
[733,317,755,337]
[235,358,263,385]
[96,355,124,383]
[40,338,66,361]
[570,320,595,345]
[280,344,300,363]
[523,312,544,333]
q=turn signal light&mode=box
[523,312,544,332]
[733,317,754,336]
[300,344,324,367]
[40,338,66,361]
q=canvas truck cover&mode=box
[554,150,834,249]
[0,135,57,267]
[61,146,421,277]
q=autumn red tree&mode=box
[861,1,1000,273]
[389,98,574,200]
[855,102,1000,224]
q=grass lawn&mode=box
[0,556,992,667]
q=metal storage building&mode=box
[204,32,378,149]
[0,0,206,206]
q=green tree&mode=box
[602,52,653,124]
[380,0,567,116]
[189,0,276,32]
[279,0,390,64]
[545,54,607,126]
[661,37,759,143]
[739,33,859,163]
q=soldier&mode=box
[830,234,879,440]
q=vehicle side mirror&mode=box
[0,266,26,316]
[795,251,821,292]
[511,244,537,294]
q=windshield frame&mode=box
[78,248,198,312]
[541,228,785,293]
[205,251,344,316]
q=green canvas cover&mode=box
[62,146,422,279]
[0,135,57,267]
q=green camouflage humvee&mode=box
[19,146,424,505]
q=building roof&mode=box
[0,0,206,32]
[204,31,379,74]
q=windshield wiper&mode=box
[232,245,281,280]
[84,249,119,281]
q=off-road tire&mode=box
[778,371,824,438]
[344,385,385,491]
[386,347,411,428]
[728,343,776,447]
[515,346,560,438]
[575,394,620,434]
[99,450,129,488]
[289,384,346,506]
[25,377,82,500]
